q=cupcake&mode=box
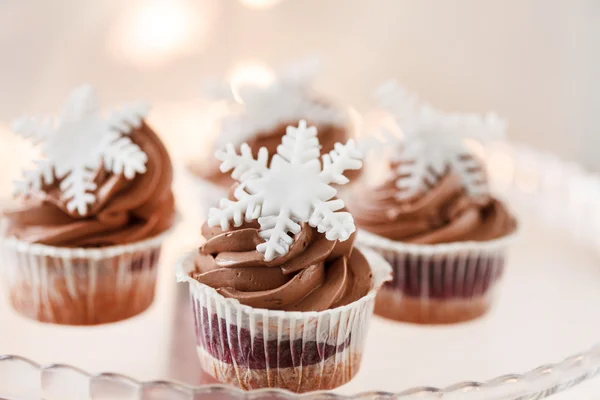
[351,82,518,324]
[177,120,391,392]
[0,85,175,325]
[187,61,353,213]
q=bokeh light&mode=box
[464,138,486,161]
[108,0,216,68]
[238,0,283,10]
[0,125,40,196]
[346,106,363,138]
[227,60,276,103]
[487,147,516,192]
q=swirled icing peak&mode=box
[352,170,516,244]
[192,220,372,311]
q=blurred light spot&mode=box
[227,61,276,103]
[464,138,486,161]
[0,125,40,196]
[516,171,538,194]
[108,0,216,68]
[355,110,400,186]
[487,150,515,192]
[360,109,385,135]
[238,0,283,9]
[346,106,363,138]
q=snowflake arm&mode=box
[13,160,55,197]
[208,185,263,230]
[320,139,363,185]
[448,112,507,143]
[60,167,97,215]
[257,208,301,261]
[278,55,321,89]
[101,132,148,179]
[11,116,55,145]
[394,138,451,200]
[216,143,269,181]
[449,153,489,197]
[375,80,419,124]
[356,127,402,156]
[309,199,355,241]
[484,112,507,141]
[202,78,236,101]
[276,120,320,164]
[106,102,150,133]
[394,158,431,200]
[435,111,498,197]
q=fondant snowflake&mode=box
[221,82,345,146]
[204,59,345,148]
[12,84,150,216]
[208,120,363,261]
[276,55,322,89]
[376,80,506,200]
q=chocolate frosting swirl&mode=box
[1,123,175,247]
[188,121,349,188]
[352,172,516,244]
[191,221,372,311]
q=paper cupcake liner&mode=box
[356,229,518,324]
[176,246,392,393]
[0,229,172,325]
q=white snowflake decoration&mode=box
[276,55,322,89]
[204,59,345,148]
[12,84,150,216]
[376,80,506,200]
[208,120,363,261]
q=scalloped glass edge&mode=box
[3,142,600,399]
[2,344,600,399]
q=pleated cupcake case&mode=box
[0,85,177,325]
[357,228,518,324]
[177,246,391,392]
[0,230,171,325]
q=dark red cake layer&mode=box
[193,304,351,370]
[383,253,504,299]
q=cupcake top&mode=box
[190,60,349,186]
[1,85,175,247]
[190,120,371,311]
[352,81,516,244]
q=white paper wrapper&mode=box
[176,246,392,393]
[356,229,519,324]
[0,229,171,325]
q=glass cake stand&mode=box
[1,142,600,400]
